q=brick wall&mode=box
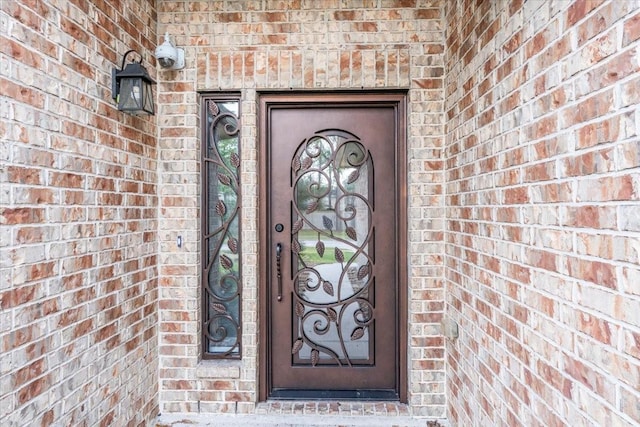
[4,0,637,424]
[1,1,159,425]
[157,0,446,417]
[444,0,640,425]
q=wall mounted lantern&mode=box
[112,50,156,115]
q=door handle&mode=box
[275,243,283,301]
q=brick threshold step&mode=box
[256,401,412,416]
[156,413,446,427]
[156,402,448,426]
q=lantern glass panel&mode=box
[142,82,154,114]
[118,77,154,115]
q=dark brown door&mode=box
[259,93,407,401]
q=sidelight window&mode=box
[201,94,241,358]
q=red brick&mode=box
[17,375,50,405]
[562,147,615,177]
[576,310,614,343]
[526,248,559,273]
[576,1,631,46]
[415,9,439,19]
[413,78,442,89]
[537,359,573,398]
[60,16,90,44]
[5,2,44,32]
[0,78,45,108]
[567,0,606,27]
[525,30,548,60]
[585,48,640,91]
[569,257,617,289]
[40,410,54,427]
[577,175,637,202]
[13,358,46,388]
[334,10,358,20]
[620,386,640,423]
[621,75,640,107]
[623,11,640,46]
[563,89,614,127]
[503,30,522,54]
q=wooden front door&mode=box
[259,92,407,401]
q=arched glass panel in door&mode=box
[289,129,375,366]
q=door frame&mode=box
[258,91,408,402]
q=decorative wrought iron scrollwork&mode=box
[289,129,374,367]
[203,98,241,358]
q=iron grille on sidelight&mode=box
[201,94,241,358]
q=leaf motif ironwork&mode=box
[347,169,359,184]
[306,199,319,214]
[345,226,357,241]
[322,215,333,231]
[311,349,320,366]
[357,263,370,280]
[230,153,240,168]
[293,156,302,173]
[292,219,304,234]
[292,339,304,354]
[218,173,231,186]
[211,302,227,314]
[295,302,305,317]
[227,237,238,254]
[289,130,375,367]
[350,327,365,340]
[215,200,226,217]
[203,98,241,358]
[322,280,334,296]
[220,254,233,270]
[208,100,219,116]
[301,157,313,171]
